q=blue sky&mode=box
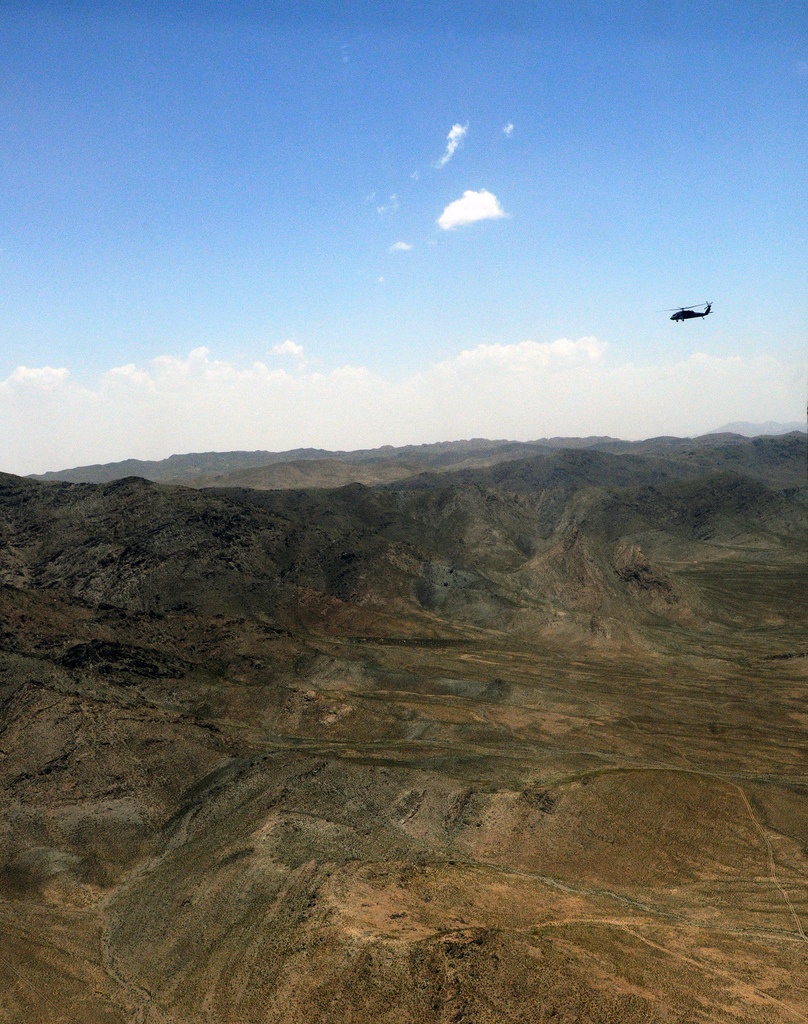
[1,2,806,472]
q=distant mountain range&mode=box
[29,429,807,490]
[707,420,805,436]
[6,430,806,632]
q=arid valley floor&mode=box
[1,433,807,1022]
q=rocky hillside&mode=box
[1,434,807,1022]
[6,435,806,635]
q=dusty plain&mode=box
[1,433,807,1022]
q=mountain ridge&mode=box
[27,429,807,489]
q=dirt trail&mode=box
[734,783,807,942]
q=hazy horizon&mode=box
[15,415,808,480]
[4,336,806,475]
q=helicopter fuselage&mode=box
[671,305,711,322]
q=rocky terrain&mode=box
[2,431,807,1022]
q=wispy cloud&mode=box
[4,344,803,475]
[376,193,399,215]
[503,123,514,136]
[434,123,468,168]
[437,189,508,230]
[389,241,413,252]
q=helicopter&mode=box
[666,302,712,322]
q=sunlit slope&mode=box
[2,585,807,1022]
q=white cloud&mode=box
[437,189,509,230]
[1,343,804,476]
[103,363,152,387]
[273,340,306,362]
[6,365,70,388]
[434,338,605,374]
[503,123,514,136]
[435,123,468,168]
[389,241,413,252]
